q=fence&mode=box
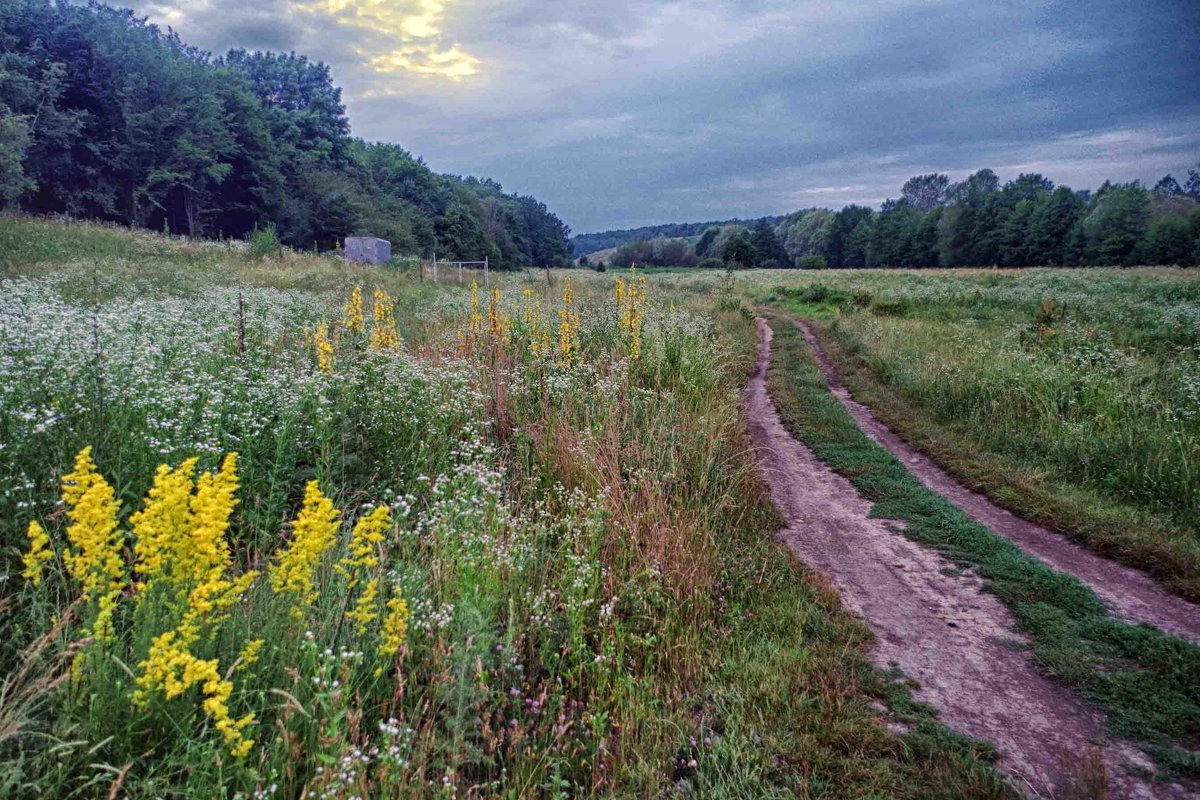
[421,256,491,286]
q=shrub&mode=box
[698,257,724,270]
[248,225,281,260]
[778,283,853,307]
[798,254,828,270]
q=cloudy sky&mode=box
[127,0,1200,233]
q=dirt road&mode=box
[795,319,1200,645]
[743,318,1187,798]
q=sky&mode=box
[126,0,1200,233]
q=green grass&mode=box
[762,309,1200,778]
[746,268,1200,599]
[0,217,1014,798]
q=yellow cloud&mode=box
[295,0,480,80]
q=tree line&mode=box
[0,0,572,267]
[590,168,1200,270]
[571,215,783,258]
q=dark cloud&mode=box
[126,0,1200,232]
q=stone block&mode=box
[344,237,392,265]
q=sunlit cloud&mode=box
[294,0,479,80]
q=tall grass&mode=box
[764,312,1200,779]
[733,267,1200,596]
[1,218,1012,798]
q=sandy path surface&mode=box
[743,318,1187,798]
[795,318,1200,645]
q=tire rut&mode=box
[794,318,1200,645]
[743,317,1186,799]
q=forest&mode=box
[587,168,1200,270]
[0,0,573,267]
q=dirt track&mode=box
[795,318,1200,645]
[743,318,1188,798]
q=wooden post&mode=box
[433,252,438,284]
[484,256,490,288]
[459,261,463,285]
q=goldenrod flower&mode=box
[370,289,401,352]
[487,288,504,339]
[344,286,364,332]
[177,454,238,586]
[557,281,579,364]
[61,447,126,641]
[22,520,54,587]
[338,505,391,578]
[614,269,647,360]
[135,628,255,757]
[346,577,381,633]
[379,594,411,655]
[270,481,340,609]
[236,638,265,671]
[314,324,334,373]
[470,282,483,338]
[131,458,197,591]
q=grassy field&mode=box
[762,311,1200,779]
[0,218,1015,799]
[721,268,1200,600]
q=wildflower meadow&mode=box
[3,218,1020,799]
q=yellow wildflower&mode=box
[379,594,411,655]
[346,577,381,633]
[61,447,125,642]
[344,286,364,332]
[470,282,483,338]
[130,458,197,591]
[182,569,257,629]
[337,505,391,578]
[370,289,401,352]
[557,281,579,364]
[488,288,503,339]
[614,269,647,360]
[314,324,334,373]
[236,638,265,671]
[177,454,238,586]
[22,520,54,587]
[135,628,255,757]
[270,481,340,608]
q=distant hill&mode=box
[572,216,785,256]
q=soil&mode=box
[743,318,1190,798]
[795,318,1200,645]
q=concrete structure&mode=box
[344,237,392,265]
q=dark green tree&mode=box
[750,218,788,268]
[720,228,755,268]
[900,173,950,211]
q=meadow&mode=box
[0,218,1016,799]
[737,269,1200,599]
